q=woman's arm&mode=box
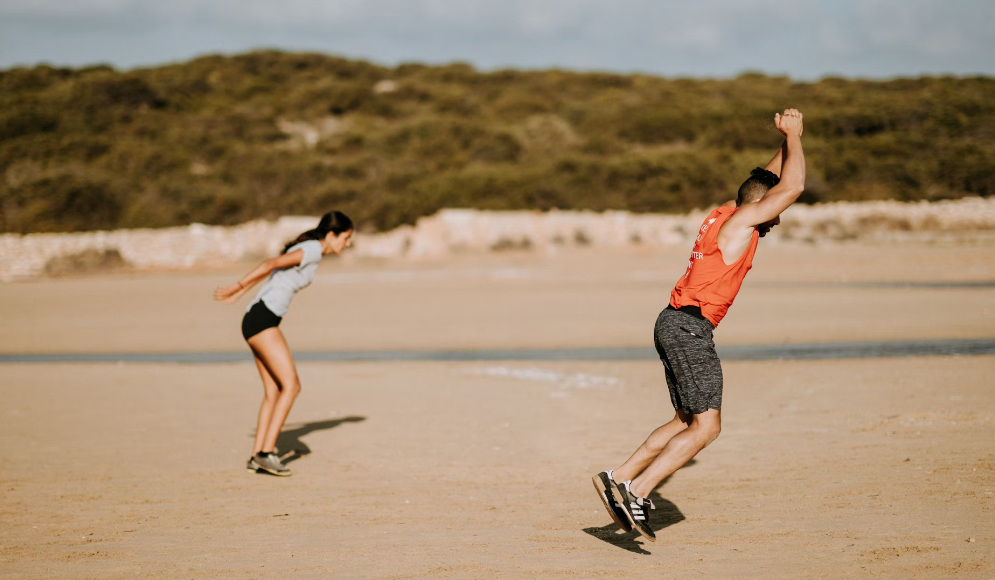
[212,249,305,304]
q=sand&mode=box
[1,244,994,355]
[1,242,994,578]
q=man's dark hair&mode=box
[736,167,780,206]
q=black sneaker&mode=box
[592,470,633,532]
[249,452,292,477]
[611,479,656,542]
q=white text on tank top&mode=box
[684,217,717,279]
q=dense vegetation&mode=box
[1,51,993,233]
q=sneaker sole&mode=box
[592,473,632,532]
[249,459,292,477]
[611,481,656,542]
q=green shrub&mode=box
[3,174,124,233]
[0,50,992,234]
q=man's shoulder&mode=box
[715,206,754,242]
[709,206,738,228]
[701,206,730,223]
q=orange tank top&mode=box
[669,206,759,327]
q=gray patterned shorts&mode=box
[654,307,723,415]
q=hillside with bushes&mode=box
[1,51,992,233]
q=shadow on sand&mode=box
[582,459,695,555]
[261,416,366,465]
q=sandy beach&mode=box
[2,243,994,355]
[1,242,994,578]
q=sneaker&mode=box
[246,447,283,473]
[611,479,655,542]
[592,470,632,532]
[249,452,292,477]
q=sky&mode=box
[1,0,993,79]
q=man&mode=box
[592,109,806,542]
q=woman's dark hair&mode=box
[283,211,354,253]
[736,167,781,206]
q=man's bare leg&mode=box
[612,409,693,483]
[627,409,721,498]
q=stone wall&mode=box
[2,197,993,281]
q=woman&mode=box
[213,211,353,476]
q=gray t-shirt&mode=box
[247,240,324,317]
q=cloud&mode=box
[0,0,992,77]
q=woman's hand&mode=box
[214,257,280,304]
[213,283,246,304]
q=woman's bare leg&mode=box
[247,327,301,454]
[612,409,693,483]
[251,355,281,455]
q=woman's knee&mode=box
[281,379,301,397]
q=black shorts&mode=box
[654,307,723,415]
[242,300,282,341]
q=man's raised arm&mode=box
[732,109,805,227]
[763,141,788,178]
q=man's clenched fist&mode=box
[775,108,803,137]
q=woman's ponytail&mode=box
[282,211,354,254]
